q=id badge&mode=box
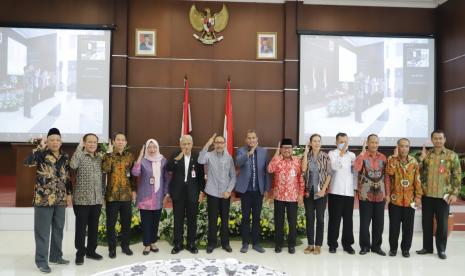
[149,177,155,185]
[290,169,296,177]
[191,169,196,178]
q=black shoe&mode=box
[75,256,84,265]
[329,247,337,253]
[122,247,133,256]
[402,251,410,258]
[389,250,397,257]
[252,244,265,253]
[359,248,369,255]
[343,247,355,255]
[275,247,282,253]
[206,246,214,254]
[109,249,116,259]
[171,246,183,254]
[288,247,295,254]
[86,252,103,260]
[372,249,386,256]
[438,252,447,259]
[49,258,70,265]
[416,249,433,255]
[222,245,233,253]
[187,245,198,254]
[38,265,51,273]
[240,244,249,253]
[150,246,159,253]
[142,248,150,256]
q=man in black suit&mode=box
[166,134,205,254]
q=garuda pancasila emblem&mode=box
[189,4,229,45]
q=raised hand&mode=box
[304,144,310,156]
[361,140,367,155]
[248,143,257,156]
[79,137,84,148]
[137,145,145,162]
[274,141,281,157]
[393,146,399,157]
[107,139,113,153]
[39,137,47,149]
[174,151,184,161]
[205,133,217,148]
[420,144,427,161]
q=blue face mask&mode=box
[338,143,345,150]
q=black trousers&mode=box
[140,209,162,246]
[106,201,132,251]
[304,195,327,246]
[421,196,450,253]
[73,204,102,257]
[240,191,263,245]
[274,200,297,248]
[207,194,231,247]
[172,192,199,247]
[327,194,355,249]
[359,200,385,251]
[388,203,414,252]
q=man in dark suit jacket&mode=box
[166,135,205,254]
[235,130,270,253]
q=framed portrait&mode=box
[257,32,277,59]
[135,28,156,56]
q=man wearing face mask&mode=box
[327,133,357,255]
[198,134,236,254]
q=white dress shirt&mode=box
[184,155,191,182]
[328,149,356,196]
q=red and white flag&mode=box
[223,79,234,155]
[181,77,192,136]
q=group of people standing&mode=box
[25,128,461,274]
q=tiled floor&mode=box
[0,231,463,276]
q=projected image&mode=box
[0,28,111,142]
[299,35,435,146]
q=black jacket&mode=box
[166,151,205,202]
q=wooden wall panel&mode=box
[437,0,465,152]
[297,4,436,35]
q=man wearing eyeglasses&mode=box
[198,133,237,254]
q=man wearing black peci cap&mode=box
[267,138,305,254]
[24,128,72,274]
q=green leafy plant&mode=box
[98,200,307,247]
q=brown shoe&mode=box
[304,245,314,254]
[314,246,321,255]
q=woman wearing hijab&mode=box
[131,139,170,255]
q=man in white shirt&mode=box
[327,133,356,254]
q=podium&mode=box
[12,143,36,207]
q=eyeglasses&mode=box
[214,141,225,144]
